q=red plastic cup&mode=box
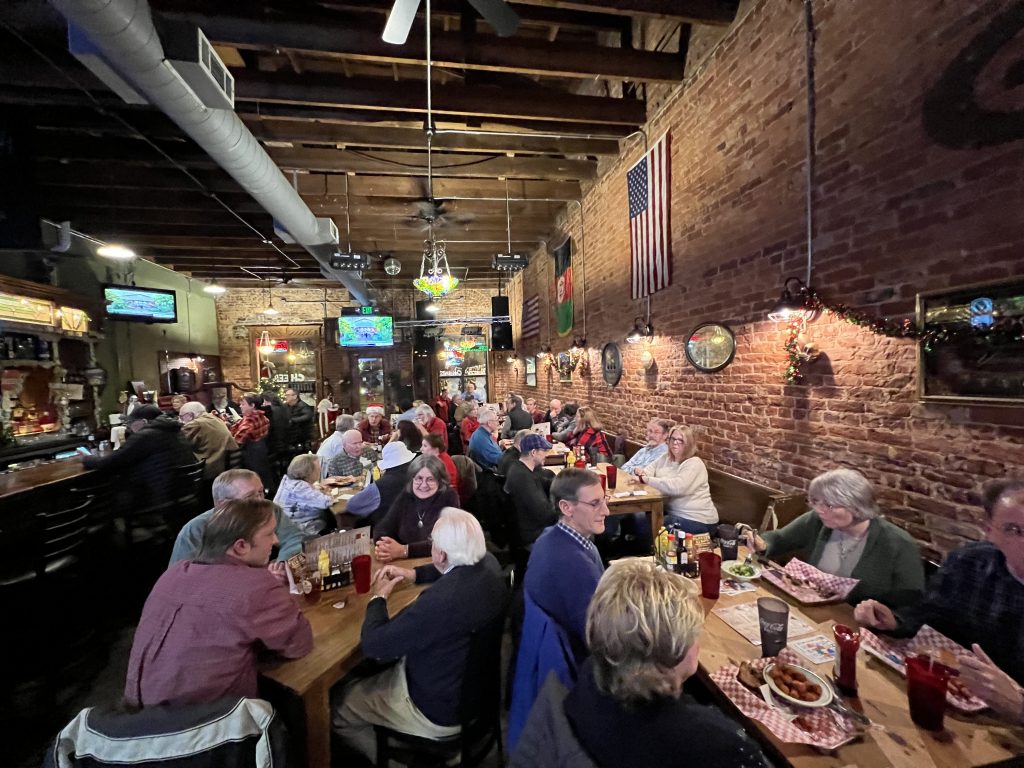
[352,554,372,594]
[698,551,721,599]
[598,473,607,492]
[833,624,861,695]
[906,654,952,731]
[545,434,553,443]
[605,465,617,490]
[574,459,586,469]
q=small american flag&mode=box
[521,294,540,338]
[627,132,672,299]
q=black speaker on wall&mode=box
[490,296,513,350]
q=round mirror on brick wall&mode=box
[685,322,736,373]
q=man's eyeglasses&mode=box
[573,496,610,510]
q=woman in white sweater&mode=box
[636,425,718,535]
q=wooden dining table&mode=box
[697,553,1024,768]
[259,557,432,768]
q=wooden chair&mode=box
[373,605,508,768]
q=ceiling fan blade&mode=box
[468,0,520,37]
[382,0,422,45]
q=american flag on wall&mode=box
[627,132,672,299]
[520,294,540,338]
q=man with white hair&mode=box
[467,406,503,470]
[326,429,377,478]
[316,414,357,477]
[358,405,388,446]
[179,401,238,479]
[413,403,449,450]
[332,508,506,762]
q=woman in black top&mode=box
[374,455,458,562]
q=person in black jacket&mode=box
[261,392,290,459]
[82,404,195,511]
[283,388,314,454]
[512,559,770,768]
[500,393,534,439]
[332,508,506,764]
[504,433,557,549]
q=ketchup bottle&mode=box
[833,623,861,695]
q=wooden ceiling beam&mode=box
[156,8,682,83]
[508,0,739,25]
[232,70,645,125]
[243,118,621,156]
[268,147,596,180]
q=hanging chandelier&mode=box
[414,232,459,298]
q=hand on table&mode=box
[371,568,405,599]
[959,644,1024,723]
[267,561,288,585]
[634,470,647,484]
[377,564,415,583]
[853,599,898,631]
[374,536,408,563]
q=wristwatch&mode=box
[369,594,387,603]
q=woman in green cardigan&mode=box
[746,468,924,608]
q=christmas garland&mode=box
[782,289,1024,384]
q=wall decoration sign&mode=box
[917,279,1024,404]
[685,322,737,373]
[601,343,623,386]
[0,291,55,326]
[556,352,573,382]
[525,355,537,387]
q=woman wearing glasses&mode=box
[374,455,458,562]
[634,425,718,535]
[746,468,924,607]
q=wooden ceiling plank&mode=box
[243,117,620,155]
[508,0,739,25]
[232,70,645,125]
[155,9,681,83]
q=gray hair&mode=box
[287,453,321,482]
[352,411,365,422]
[512,428,532,449]
[415,403,436,420]
[478,407,499,426]
[587,558,702,703]
[405,454,450,495]
[212,469,261,503]
[179,402,207,419]
[432,507,486,567]
[649,418,674,436]
[335,414,357,432]
[983,479,1024,520]
[808,468,879,522]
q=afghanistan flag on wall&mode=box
[553,238,573,337]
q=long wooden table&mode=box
[259,557,431,768]
[697,556,1024,767]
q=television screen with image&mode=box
[338,314,394,347]
[103,285,178,323]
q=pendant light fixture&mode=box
[261,286,279,315]
[203,280,226,295]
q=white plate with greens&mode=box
[721,560,761,581]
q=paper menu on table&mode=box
[791,634,837,665]
[713,602,816,646]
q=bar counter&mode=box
[0,456,91,501]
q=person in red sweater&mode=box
[460,401,480,451]
[421,432,458,496]
[414,403,448,450]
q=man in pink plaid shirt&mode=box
[125,498,312,708]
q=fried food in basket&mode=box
[738,660,763,692]
[768,664,822,702]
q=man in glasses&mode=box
[169,469,308,573]
[509,469,607,749]
[855,479,1024,722]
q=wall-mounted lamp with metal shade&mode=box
[626,316,654,344]
[767,277,819,323]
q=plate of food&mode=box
[722,560,761,581]
[763,662,833,708]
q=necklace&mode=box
[416,509,426,528]
[836,530,865,563]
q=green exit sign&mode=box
[360,306,374,315]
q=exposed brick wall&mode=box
[493,0,1024,561]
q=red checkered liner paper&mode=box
[861,625,987,712]
[709,649,859,750]
[762,558,859,605]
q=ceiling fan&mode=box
[382,0,520,45]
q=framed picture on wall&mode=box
[525,355,537,387]
[917,278,1024,404]
[557,352,572,383]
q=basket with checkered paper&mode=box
[762,558,859,605]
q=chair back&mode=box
[225,447,243,470]
[167,461,206,533]
[457,606,509,762]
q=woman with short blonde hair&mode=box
[636,425,718,535]
[273,453,334,535]
[512,559,769,767]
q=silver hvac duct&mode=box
[49,0,373,305]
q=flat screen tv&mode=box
[338,314,394,347]
[103,284,178,323]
